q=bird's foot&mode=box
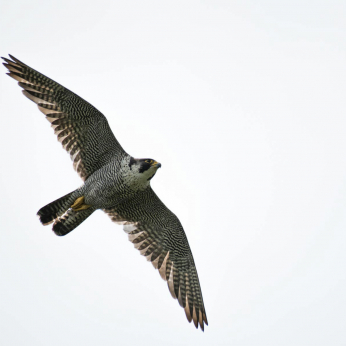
[71,196,91,211]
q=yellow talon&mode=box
[71,196,91,211]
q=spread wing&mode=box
[104,188,208,331]
[2,55,127,181]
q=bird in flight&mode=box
[2,55,208,331]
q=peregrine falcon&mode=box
[2,55,208,330]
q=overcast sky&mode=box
[1,0,346,345]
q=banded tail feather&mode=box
[37,191,76,225]
[52,207,96,236]
[37,191,95,236]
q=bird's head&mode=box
[129,157,162,182]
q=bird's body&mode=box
[80,156,157,209]
[2,55,208,330]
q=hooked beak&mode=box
[152,161,161,169]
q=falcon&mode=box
[2,55,208,330]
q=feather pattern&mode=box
[2,55,127,181]
[104,187,208,331]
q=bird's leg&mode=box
[71,196,91,211]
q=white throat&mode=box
[120,157,153,191]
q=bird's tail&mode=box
[37,191,96,236]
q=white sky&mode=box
[0,0,345,345]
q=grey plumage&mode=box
[2,55,208,330]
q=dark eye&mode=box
[145,160,151,164]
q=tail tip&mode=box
[52,220,70,236]
[37,209,55,226]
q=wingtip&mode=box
[203,313,208,326]
[2,55,15,64]
[3,62,22,73]
[8,54,26,66]
[193,311,198,329]
[8,54,18,62]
